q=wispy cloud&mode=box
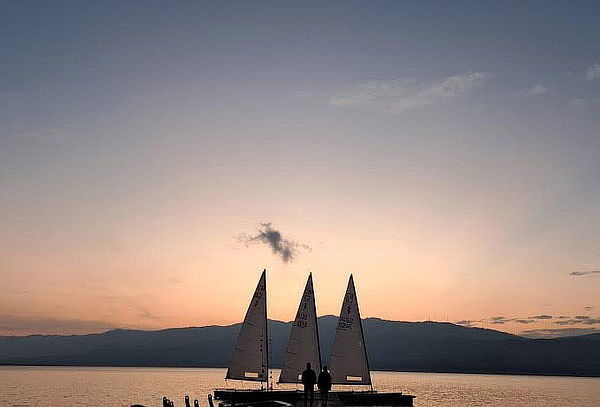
[132,305,162,321]
[0,315,118,336]
[455,319,482,327]
[330,72,488,114]
[527,84,549,96]
[520,327,600,339]
[568,98,590,109]
[530,314,553,320]
[515,319,535,324]
[584,306,595,311]
[569,270,600,276]
[238,223,310,263]
[585,63,600,81]
[490,316,510,324]
[453,313,600,334]
[554,315,600,326]
[16,129,68,144]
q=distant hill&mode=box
[1,316,599,376]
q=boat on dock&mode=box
[213,270,415,407]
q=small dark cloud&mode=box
[515,319,535,324]
[569,270,600,276]
[530,314,553,320]
[520,328,600,339]
[239,222,310,263]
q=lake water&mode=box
[0,367,599,407]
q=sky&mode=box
[1,1,599,338]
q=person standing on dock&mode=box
[317,366,332,407]
[302,362,317,406]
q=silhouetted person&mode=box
[163,397,169,407]
[185,395,191,407]
[301,362,317,406]
[194,400,200,407]
[317,366,332,407]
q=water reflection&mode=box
[0,367,598,407]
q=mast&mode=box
[264,269,269,389]
[354,275,373,390]
[314,274,322,371]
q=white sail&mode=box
[225,270,268,382]
[278,273,321,383]
[329,274,371,385]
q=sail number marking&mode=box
[294,312,308,328]
[337,316,354,330]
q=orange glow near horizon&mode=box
[2,184,599,337]
[2,216,598,338]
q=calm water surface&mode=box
[0,367,599,407]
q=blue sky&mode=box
[1,1,599,337]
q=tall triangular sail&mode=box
[279,273,322,383]
[225,270,268,382]
[329,275,371,385]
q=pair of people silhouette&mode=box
[301,362,332,407]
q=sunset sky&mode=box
[1,1,599,338]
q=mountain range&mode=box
[1,316,599,376]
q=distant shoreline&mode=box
[1,364,599,379]
[3,318,599,377]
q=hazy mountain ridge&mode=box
[1,316,599,376]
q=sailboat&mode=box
[224,269,269,383]
[213,270,415,407]
[328,275,415,406]
[279,273,322,384]
[214,270,301,405]
[329,274,372,387]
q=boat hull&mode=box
[213,390,414,407]
[214,389,301,404]
[336,391,414,406]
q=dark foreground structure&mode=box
[213,389,415,407]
